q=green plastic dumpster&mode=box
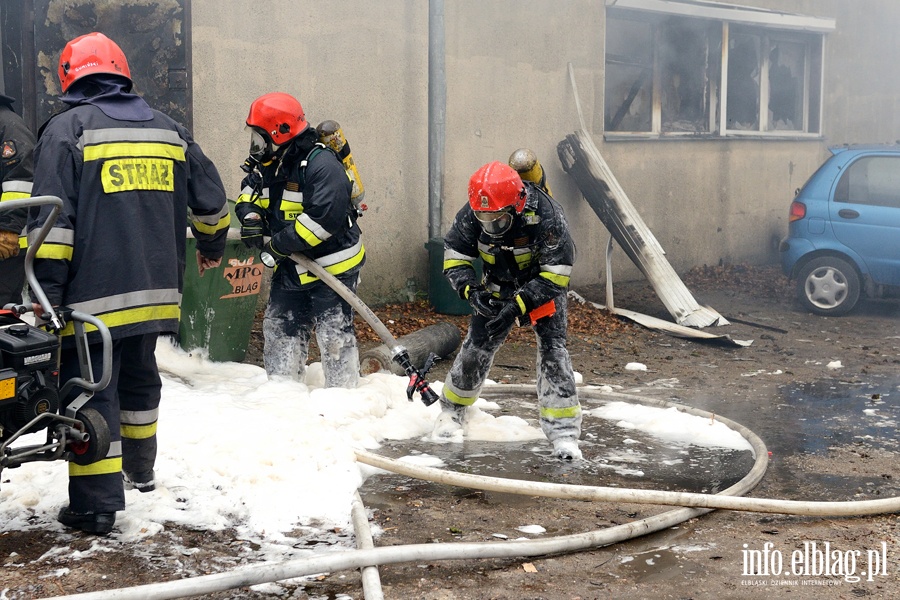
[425,237,480,316]
[179,230,263,362]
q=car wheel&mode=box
[796,256,860,316]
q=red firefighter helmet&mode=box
[246,92,309,148]
[58,32,131,93]
[468,161,526,236]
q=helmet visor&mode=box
[248,127,270,159]
[474,208,514,236]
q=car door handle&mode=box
[838,209,860,219]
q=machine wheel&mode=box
[68,408,111,466]
[796,256,861,316]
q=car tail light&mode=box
[788,201,806,222]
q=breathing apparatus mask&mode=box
[241,126,281,174]
[474,206,515,237]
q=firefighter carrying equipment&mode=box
[317,120,366,217]
[437,173,580,450]
[235,127,365,291]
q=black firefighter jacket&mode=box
[0,96,36,243]
[235,142,365,291]
[443,182,575,318]
[28,101,230,342]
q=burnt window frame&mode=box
[603,7,828,140]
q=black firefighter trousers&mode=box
[60,332,161,514]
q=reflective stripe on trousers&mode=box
[440,293,580,442]
[61,332,162,513]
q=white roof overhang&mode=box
[606,0,836,33]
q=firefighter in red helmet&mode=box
[435,160,582,459]
[27,32,230,534]
[236,92,364,387]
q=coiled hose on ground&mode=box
[45,385,900,600]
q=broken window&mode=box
[605,17,653,132]
[726,28,820,133]
[606,15,717,134]
[726,32,760,130]
[604,2,828,138]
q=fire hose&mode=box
[264,246,440,405]
[42,385,900,600]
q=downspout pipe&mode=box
[428,0,445,241]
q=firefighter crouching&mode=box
[27,32,230,534]
[236,92,365,388]
[434,160,582,460]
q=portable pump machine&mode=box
[0,196,112,487]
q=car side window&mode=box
[834,156,900,208]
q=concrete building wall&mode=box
[190,0,900,303]
[191,1,429,304]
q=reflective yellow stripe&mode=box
[236,194,270,210]
[121,422,157,440]
[444,387,478,406]
[84,142,186,162]
[540,405,581,420]
[35,243,73,261]
[297,246,366,284]
[0,191,31,202]
[478,250,496,265]
[295,221,323,247]
[539,271,570,287]
[69,456,122,477]
[280,201,304,221]
[60,305,180,337]
[193,212,231,235]
[443,258,473,270]
[17,236,26,249]
[514,252,532,268]
[515,295,527,314]
[326,245,365,274]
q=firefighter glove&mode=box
[240,215,265,249]
[0,230,19,260]
[485,299,522,340]
[467,286,500,318]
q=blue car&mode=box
[779,144,900,316]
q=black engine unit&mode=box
[0,311,60,441]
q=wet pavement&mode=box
[361,392,757,508]
[361,377,900,511]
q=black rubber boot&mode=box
[57,506,116,535]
